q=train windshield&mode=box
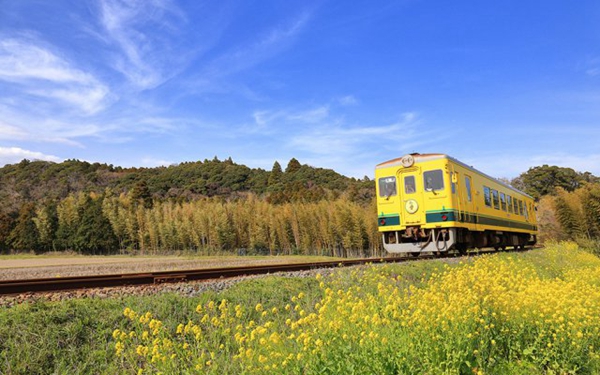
[423,170,444,192]
[378,176,397,197]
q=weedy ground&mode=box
[2,243,600,374]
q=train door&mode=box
[397,168,426,226]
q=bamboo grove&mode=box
[2,191,383,257]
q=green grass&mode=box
[2,243,599,374]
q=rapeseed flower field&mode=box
[114,243,600,374]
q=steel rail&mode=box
[0,256,431,296]
[0,248,530,296]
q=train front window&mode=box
[378,176,397,198]
[404,176,416,194]
[423,170,444,192]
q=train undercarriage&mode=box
[382,227,537,254]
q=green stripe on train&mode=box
[426,210,537,231]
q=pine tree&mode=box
[268,161,283,186]
[74,195,118,254]
[285,158,302,174]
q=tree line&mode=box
[1,158,599,256]
[1,191,382,257]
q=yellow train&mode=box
[376,153,537,254]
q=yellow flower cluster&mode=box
[113,243,600,374]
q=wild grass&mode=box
[2,243,600,374]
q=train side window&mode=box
[484,186,491,207]
[500,192,507,211]
[524,203,529,219]
[507,195,513,213]
[378,176,397,197]
[404,176,416,194]
[465,176,472,201]
[450,173,456,194]
[492,189,500,210]
[519,200,524,216]
[423,170,444,192]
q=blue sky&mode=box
[1,0,599,179]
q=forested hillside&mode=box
[1,159,598,255]
[0,157,374,255]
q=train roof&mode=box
[376,153,533,199]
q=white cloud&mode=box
[288,112,420,155]
[97,0,188,90]
[201,12,310,80]
[0,147,61,166]
[140,157,174,167]
[0,37,111,115]
[338,95,358,106]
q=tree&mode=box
[74,195,118,254]
[513,165,587,199]
[0,212,16,253]
[33,201,58,251]
[285,158,302,174]
[8,203,40,252]
[553,188,586,240]
[131,180,153,208]
[268,161,283,186]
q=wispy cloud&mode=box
[0,147,61,166]
[140,157,174,167]
[288,112,421,155]
[0,37,111,114]
[244,101,435,177]
[338,95,358,106]
[97,0,189,90]
[200,11,311,81]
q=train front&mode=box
[376,154,456,254]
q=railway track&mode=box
[0,248,530,296]
[0,255,436,296]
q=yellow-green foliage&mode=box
[114,243,600,374]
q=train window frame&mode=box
[465,176,472,202]
[378,176,397,198]
[492,189,500,210]
[423,170,444,192]
[484,186,491,207]
[404,175,416,194]
[507,195,513,213]
[513,198,519,214]
[519,200,524,216]
[500,192,507,211]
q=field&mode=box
[2,243,600,374]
